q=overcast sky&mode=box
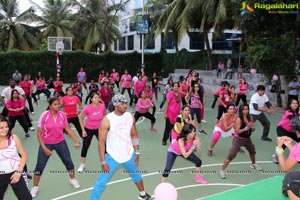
[18,0,41,13]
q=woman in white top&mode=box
[0,116,32,200]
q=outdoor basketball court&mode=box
[2,86,291,200]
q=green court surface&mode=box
[1,85,293,200]
[200,176,288,200]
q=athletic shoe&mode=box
[272,154,279,164]
[30,186,39,197]
[25,134,31,138]
[250,163,263,171]
[26,172,32,180]
[198,130,207,135]
[162,141,167,146]
[219,170,226,179]
[138,193,153,200]
[29,127,35,131]
[77,163,85,173]
[70,179,80,188]
[31,112,35,115]
[261,137,272,142]
[194,174,208,184]
[201,119,207,123]
[207,149,213,156]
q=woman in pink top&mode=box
[132,74,146,112]
[145,85,156,116]
[110,68,120,92]
[180,78,189,105]
[30,97,81,197]
[235,78,248,106]
[162,82,181,145]
[134,90,157,131]
[277,117,300,199]
[6,89,30,138]
[20,74,35,113]
[272,99,300,164]
[120,69,132,97]
[208,104,236,156]
[216,81,231,123]
[211,83,225,109]
[78,92,106,172]
[161,124,207,184]
[61,87,83,138]
[53,76,64,96]
[33,77,50,102]
[0,116,32,200]
[99,81,111,109]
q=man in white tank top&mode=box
[90,94,153,200]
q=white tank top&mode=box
[0,136,21,174]
[106,112,134,163]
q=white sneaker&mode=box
[219,170,226,179]
[77,163,85,173]
[30,186,39,197]
[29,127,35,131]
[250,163,263,171]
[201,119,207,123]
[70,179,80,188]
[31,112,35,115]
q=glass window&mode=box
[119,37,126,51]
[128,35,134,50]
[189,32,204,50]
[161,32,174,49]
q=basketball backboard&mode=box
[47,36,72,52]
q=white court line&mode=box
[52,161,273,200]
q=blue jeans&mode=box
[90,153,142,200]
[34,140,74,175]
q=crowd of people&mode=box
[1,67,299,200]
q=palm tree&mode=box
[72,0,126,52]
[28,0,74,41]
[0,0,40,51]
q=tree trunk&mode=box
[203,26,213,70]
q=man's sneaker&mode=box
[219,170,226,179]
[29,127,35,131]
[261,137,272,142]
[207,149,213,156]
[138,192,153,200]
[250,163,263,171]
[201,119,207,123]
[25,134,31,138]
[198,130,207,135]
[70,179,80,188]
[272,154,279,164]
[77,163,85,173]
[194,174,208,184]
[30,186,39,197]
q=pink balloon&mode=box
[273,74,279,81]
[250,69,256,74]
[154,182,177,200]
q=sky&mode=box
[18,0,42,13]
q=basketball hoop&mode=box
[56,40,64,55]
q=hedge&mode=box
[0,49,210,84]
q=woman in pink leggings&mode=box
[208,104,236,156]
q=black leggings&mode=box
[8,115,29,133]
[0,172,32,200]
[235,94,247,106]
[81,128,98,157]
[134,111,156,124]
[67,117,83,138]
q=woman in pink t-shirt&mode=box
[211,83,225,109]
[208,104,236,156]
[53,76,64,96]
[61,87,83,138]
[120,69,132,97]
[31,97,81,197]
[6,89,30,138]
[180,78,190,106]
[273,99,300,163]
[277,118,300,199]
[132,75,146,112]
[161,124,207,184]
[99,81,111,108]
[216,82,231,123]
[134,90,157,131]
[162,82,181,145]
[235,78,248,106]
[110,68,120,92]
[145,85,156,116]
[78,92,106,172]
